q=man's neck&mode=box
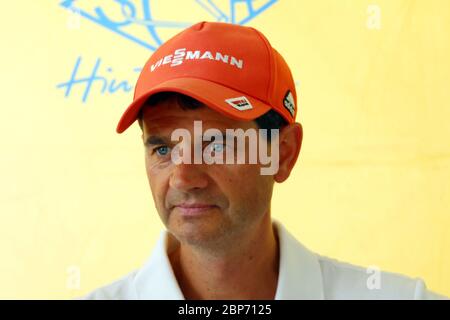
[169,215,280,300]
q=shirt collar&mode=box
[272,219,324,299]
[133,219,324,299]
[133,229,185,299]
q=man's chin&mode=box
[169,223,230,251]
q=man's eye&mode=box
[211,143,224,153]
[153,146,170,156]
[205,142,226,154]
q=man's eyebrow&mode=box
[144,131,248,147]
[144,135,171,147]
[209,132,234,142]
[209,131,254,142]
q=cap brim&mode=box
[116,77,272,133]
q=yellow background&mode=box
[0,1,448,299]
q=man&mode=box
[81,22,447,300]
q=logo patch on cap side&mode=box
[225,96,253,111]
[283,90,295,117]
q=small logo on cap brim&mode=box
[225,96,253,111]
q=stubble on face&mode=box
[142,99,275,254]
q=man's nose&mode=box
[169,163,209,192]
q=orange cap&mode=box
[116,21,297,134]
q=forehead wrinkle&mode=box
[142,103,258,136]
[144,111,257,129]
[145,120,256,139]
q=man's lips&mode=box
[177,203,215,208]
[173,203,218,216]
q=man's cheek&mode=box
[155,195,170,224]
[147,182,165,214]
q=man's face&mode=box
[141,97,275,251]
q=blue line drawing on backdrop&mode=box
[195,0,229,22]
[59,0,278,51]
[194,0,277,24]
[57,0,278,102]
[56,56,140,103]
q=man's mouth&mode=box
[173,203,218,216]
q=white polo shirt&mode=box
[80,220,447,300]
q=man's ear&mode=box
[274,122,303,183]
